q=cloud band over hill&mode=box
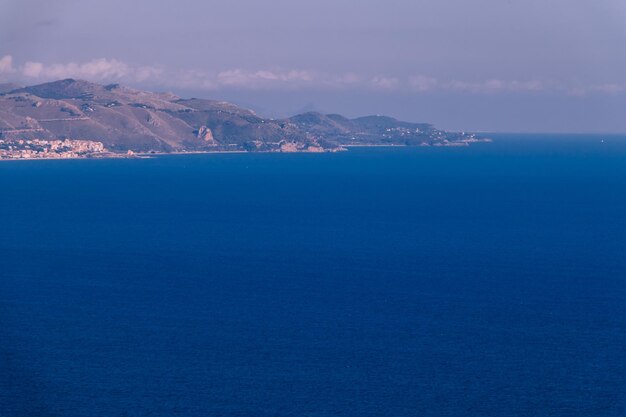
[3,55,624,96]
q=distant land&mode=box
[0,79,488,159]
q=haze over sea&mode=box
[1,134,625,417]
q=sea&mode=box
[1,134,625,417]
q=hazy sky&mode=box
[1,0,626,132]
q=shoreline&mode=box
[0,140,492,162]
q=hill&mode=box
[0,79,483,157]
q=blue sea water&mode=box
[1,134,625,417]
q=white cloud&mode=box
[21,58,130,81]
[409,75,438,92]
[408,78,545,94]
[4,55,626,97]
[134,65,165,83]
[333,73,362,85]
[22,61,44,78]
[573,83,626,95]
[408,75,545,94]
[444,79,506,93]
[369,76,399,90]
[216,69,315,89]
[173,69,216,90]
[0,55,15,74]
[509,80,543,92]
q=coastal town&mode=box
[0,138,109,160]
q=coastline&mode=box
[0,139,493,162]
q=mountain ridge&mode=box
[0,79,484,156]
